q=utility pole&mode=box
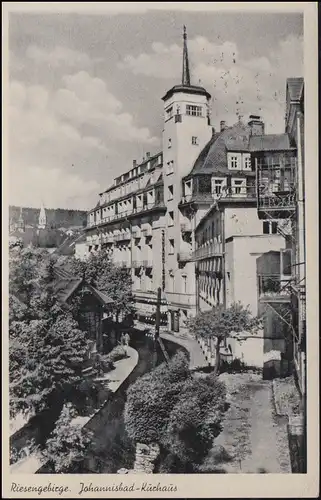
[155,287,161,340]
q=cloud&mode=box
[119,34,303,132]
[26,44,96,68]
[9,164,100,210]
[53,70,159,144]
[8,73,159,209]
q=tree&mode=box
[124,352,190,444]
[66,250,134,322]
[186,302,262,376]
[124,353,227,472]
[9,247,90,418]
[42,403,93,473]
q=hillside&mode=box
[9,206,87,229]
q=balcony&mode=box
[143,260,153,268]
[193,243,223,260]
[133,260,143,268]
[166,292,196,308]
[179,193,213,206]
[256,157,297,219]
[132,229,141,239]
[141,227,153,237]
[177,251,193,262]
[180,222,192,233]
[114,232,131,242]
[258,275,292,301]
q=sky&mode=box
[7,6,304,210]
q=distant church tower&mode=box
[16,207,25,233]
[38,202,47,230]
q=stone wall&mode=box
[118,443,160,474]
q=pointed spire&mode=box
[182,25,191,86]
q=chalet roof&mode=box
[53,265,114,307]
[189,121,252,176]
[286,77,304,102]
[249,133,294,152]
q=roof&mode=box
[162,84,211,102]
[189,121,252,176]
[286,77,304,102]
[249,133,294,152]
[53,265,114,307]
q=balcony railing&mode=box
[143,260,153,268]
[114,232,131,242]
[133,260,143,268]
[88,201,166,229]
[193,244,223,260]
[258,275,292,298]
[177,251,193,262]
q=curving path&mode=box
[160,332,208,370]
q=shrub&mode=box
[124,353,190,444]
[106,345,128,363]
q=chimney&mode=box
[133,160,137,168]
[248,115,265,136]
[220,120,227,132]
[146,152,150,159]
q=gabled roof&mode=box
[53,265,114,308]
[249,133,295,152]
[286,77,304,102]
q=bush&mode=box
[124,352,227,472]
[124,353,190,444]
[106,345,128,363]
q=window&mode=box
[166,106,173,120]
[186,105,202,116]
[166,161,174,175]
[168,211,174,226]
[214,179,224,195]
[234,180,243,194]
[230,156,239,169]
[168,138,172,149]
[168,185,173,200]
[263,220,278,234]
[182,275,187,293]
[169,239,175,254]
[243,155,251,170]
[192,136,198,145]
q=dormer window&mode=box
[243,154,252,170]
[230,156,239,169]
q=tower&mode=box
[38,202,47,230]
[162,27,213,330]
[16,207,25,233]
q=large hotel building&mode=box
[85,28,305,386]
